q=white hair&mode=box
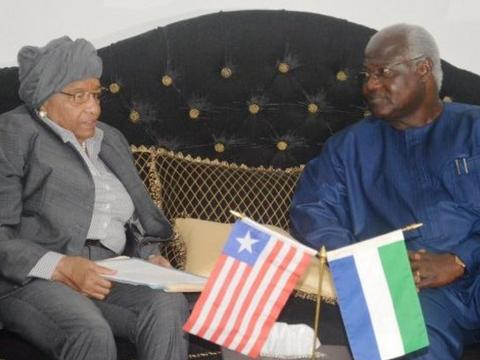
[365,23,443,91]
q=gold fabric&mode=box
[175,218,336,302]
[130,146,333,301]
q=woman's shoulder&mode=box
[0,105,41,137]
[97,121,129,148]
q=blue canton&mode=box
[223,221,269,266]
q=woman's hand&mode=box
[52,256,116,300]
[148,255,172,267]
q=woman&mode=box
[0,36,188,360]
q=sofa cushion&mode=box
[174,217,336,302]
[131,147,336,301]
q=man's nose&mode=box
[363,75,383,93]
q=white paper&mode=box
[97,257,207,292]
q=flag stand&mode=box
[311,246,327,360]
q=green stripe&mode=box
[379,240,429,354]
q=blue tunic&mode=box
[290,102,480,359]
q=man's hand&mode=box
[148,255,172,267]
[52,256,116,300]
[409,249,465,290]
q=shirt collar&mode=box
[39,112,104,158]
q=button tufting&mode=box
[162,75,173,87]
[109,83,120,94]
[307,103,319,114]
[214,142,225,153]
[189,108,200,120]
[248,103,260,114]
[278,62,290,74]
[129,110,140,123]
[276,141,288,151]
[336,70,348,81]
[220,67,233,79]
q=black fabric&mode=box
[1,9,480,360]
[1,10,480,168]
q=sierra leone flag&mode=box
[327,229,429,360]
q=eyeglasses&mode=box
[358,55,426,83]
[59,87,108,105]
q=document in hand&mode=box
[97,257,207,292]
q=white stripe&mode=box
[203,261,248,339]
[355,248,404,359]
[230,240,291,350]
[242,218,317,255]
[242,247,304,354]
[216,238,277,344]
[327,230,404,261]
[189,257,235,335]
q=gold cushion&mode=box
[130,147,335,301]
[174,217,336,301]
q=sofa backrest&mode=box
[2,10,480,169]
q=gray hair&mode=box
[365,23,443,91]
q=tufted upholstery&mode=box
[1,10,480,169]
[1,9,480,360]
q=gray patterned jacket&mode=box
[0,105,172,298]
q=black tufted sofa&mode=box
[1,9,480,360]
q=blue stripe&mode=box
[329,256,381,360]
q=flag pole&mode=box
[311,222,421,360]
[401,223,423,232]
[230,210,246,219]
[311,245,327,360]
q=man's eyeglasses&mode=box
[358,55,426,83]
[59,87,108,105]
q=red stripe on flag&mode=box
[184,220,316,358]
[249,251,313,356]
[223,241,284,349]
[237,245,298,355]
[183,255,229,333]
[210,266,253,343]
[197,260,241,339]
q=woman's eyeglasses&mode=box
[59,87,108,105]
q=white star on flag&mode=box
[236,231,259,253]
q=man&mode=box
[290,24,480,359]
[0,37,188,360]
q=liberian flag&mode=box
[327,230,429,360]
[184,218,316,358]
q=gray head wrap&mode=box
[17,36,102,109]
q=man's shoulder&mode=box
[444,102,480,117]
[326,117,382,147]
[442,102,480,129]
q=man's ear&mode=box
[417,58,433,80]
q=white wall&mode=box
[1,0,479,74]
